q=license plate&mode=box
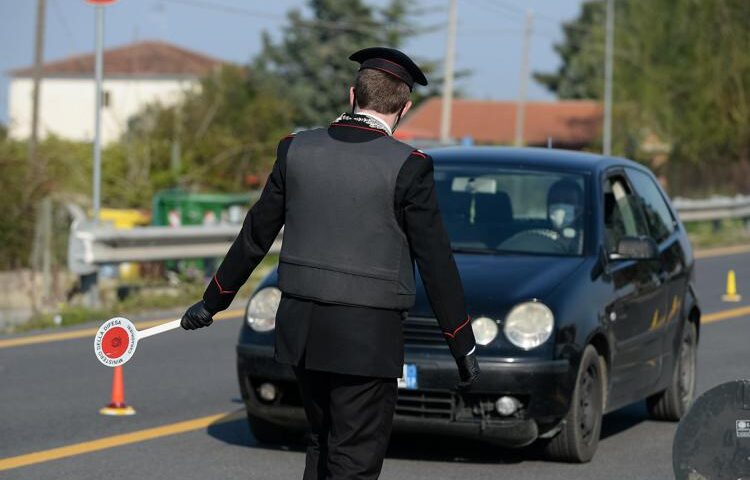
[398,364,418,390]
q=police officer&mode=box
[181,47,480,480]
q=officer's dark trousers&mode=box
[293,366,398,480]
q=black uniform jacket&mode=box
[203,113,476,378]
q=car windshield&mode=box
[434,163,588,256]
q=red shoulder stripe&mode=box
[411,150,427,159]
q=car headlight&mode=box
[471,316,498,346]
[246,287,282,332]
[503,301,554,350]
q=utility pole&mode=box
[603,0,615,156]
[514,9,533,147]
[92,5,105,223]
[28,0,46,174]
[439,0,457,145]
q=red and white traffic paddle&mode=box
[94,317,181,367]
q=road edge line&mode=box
[694,244,750,259]
[701,305,750,324]
[0,410,243,472]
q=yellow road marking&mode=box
[0,410,244,472]
[0,306,747,472]
[694,243,750,259]
[702,305,750,324]
[0,309,243,350]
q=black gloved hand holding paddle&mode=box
[181,301,215,330]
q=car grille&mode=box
[396,390,454,419]
[402,317,446,346]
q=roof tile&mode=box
[397,98,602,146]
[11,40,225,77]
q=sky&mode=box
[0,0,587,124]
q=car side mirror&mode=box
[610,236,659,261]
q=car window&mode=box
[603,175,649,253]
[626,168,675,243]
[433,165,587,256]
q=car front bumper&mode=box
[237,344,574,448]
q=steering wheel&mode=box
[498,228,569,254]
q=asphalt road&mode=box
[1,248,749,480]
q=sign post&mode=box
[85,0,116,223]
[84,0,116,307]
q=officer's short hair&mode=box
[354,69,411,114]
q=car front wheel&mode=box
[544,345,605,463]
[646,321,697,421]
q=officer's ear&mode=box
[400,100,413,117]
[349,87,356,109]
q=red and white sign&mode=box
[94,316,182,367]
[85,0,118,5]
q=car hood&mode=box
[410,253,587,319]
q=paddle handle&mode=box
[138,319,182,340]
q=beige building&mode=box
[8,40,224,144]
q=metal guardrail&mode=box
[67,221,283,274]
[672,195,750,223]
[67,196,750,273]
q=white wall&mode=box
[8,76,199,144]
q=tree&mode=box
[536,0,750,194]
[254,0,425,127]
[0,136,89,269]
[114,64,295,205]
[533,1,605,100]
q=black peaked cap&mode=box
[349,47,428,91]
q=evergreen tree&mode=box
[536,0,750,194]
[533,0,605,100]
[254,0,422,127]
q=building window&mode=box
[102,90,111,108]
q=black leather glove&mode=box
[181,301,215,330]
[455,352,480,391]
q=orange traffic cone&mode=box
[100,365,136,416]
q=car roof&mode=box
[424,146,645,174]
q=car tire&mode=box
[544,345,605,463]
[246,411,298,445]
[646,321,697,421]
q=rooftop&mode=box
[397,98,603,147]
[10,40,225,78]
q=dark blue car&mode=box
[236,147,700,462]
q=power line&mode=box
[473,0,524,17]
[161,0,434,36]
[161,0,285,22]
[51,0,79,54]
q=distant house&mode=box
[7,40,224,144]
[396,98,602,149]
